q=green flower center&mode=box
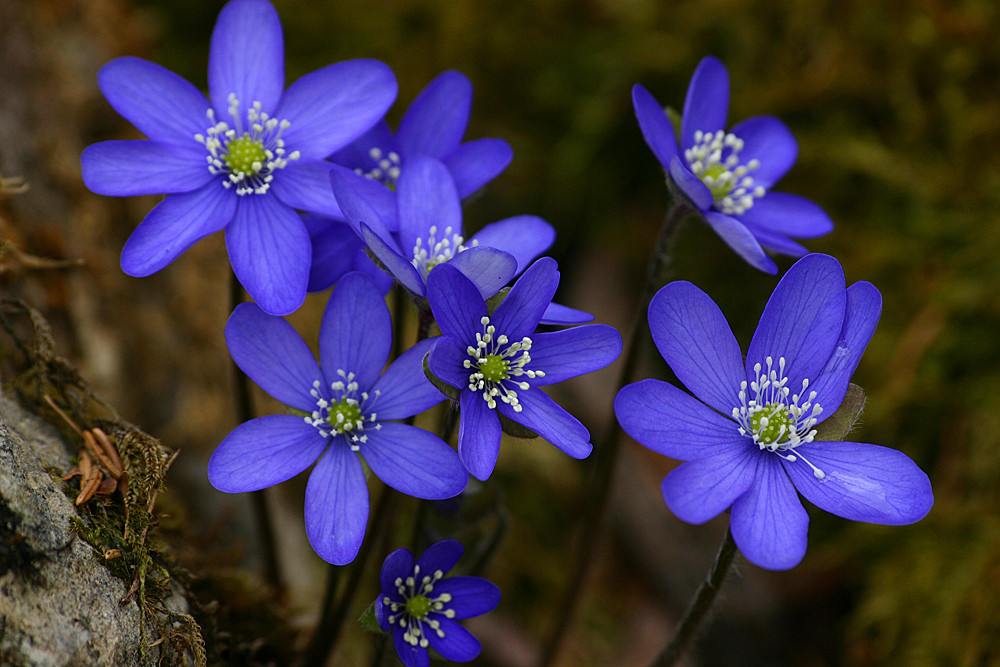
[224,135,268,176]
[404,595,433,619]
[328,399,364,434]
[683,129,766,215]
[700,163,731,198]
[749,403,793,445]
[479,354,509,383]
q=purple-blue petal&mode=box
[361,423,467,499]
[208,415,326,492]
[703,211,777,274]
[370,338,445,420]
[470,215,555,275]
[271,160,342,218]
[458,390,502,481]
[669,155,713,210]
[426,263,488,342]
[428,337,475,390]
[396,70,471,158]
[380,546,416,596]
[415,539,464,577]
[226,194,310,316]
[539,302,594,325]
[744,228,810,258]
[120,182,235,277]
[661,447,757,524]
[491,256,559,341]
[277,60,398,159]
[362,223,426,295]
[527,325,621,385]
[82,141,211,196]
[444,138,513,198]
[782,441,933,525]
[745,253,846,390]
[225,302,322,411]
[681,56,729,151]
[729,115,798,189]
[614,379,747,461]
[425,618,482,662]
[329,121,395,169]
[729,455,809,570]
[319,271,391,391]
[393,628,430,667]
[305,442,368,565]
[208,0,284,116]
[738,192,834,239]
[810,281,882,413]
[330,164,399,232]
[398,156,462,255]
[632,84,679,170]
[647,281,745,415]
[433,576,501,619]
[97,57,210,146]
[445,246,518,299]
[497,389,592,459]
[306,217,363,292]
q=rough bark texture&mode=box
[0,394,162,666]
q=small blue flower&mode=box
[426,257,622,480]
[81,0,397,315]
[331,69,513,198]
[632,56,833,274]
[331,154,554,301]
[208,272,468,564]
[375,540,500,667]
[615,254,933,570]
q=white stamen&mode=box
[464,316,543,412]
[196,94,298,196]
[684,129,767,215]
[303,369,381,447]
[411,225,479,278]
[733,356,825,477]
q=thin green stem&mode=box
[651,528,738,667]
[229,271,284,594]
[537,200,692,667]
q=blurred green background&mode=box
[4,0,1000,664]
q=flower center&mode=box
[732,356,826,478]
[404,595,433,619]
[411,225,478,278]
[304,371,381,450]
[684,129,766,215]
[195,93,299,196]
[383,564,455,648]
[354,146,401,188]
[464,316,543,412]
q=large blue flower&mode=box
[208,272,468,565]
[615,254,933,570]
[331,154,554,301]
[426,257,622,480]
[375,540,500,667]
[632,56,833,274]
[81,0,397,315]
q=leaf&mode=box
[813,383,866,441]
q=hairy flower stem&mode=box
[652,528,737,667]
[538,198,692,667]
[229,271,285,594]
[303,487,398,667]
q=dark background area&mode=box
[1,0,998,664]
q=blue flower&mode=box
[331,154,554,301]
[615,254,933,570]
[375,540,500,667]
[426,257,622,480]
[632,56,833,274]
[208,272,468,565]
[81,0,397,315]
[331,69,513,198]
